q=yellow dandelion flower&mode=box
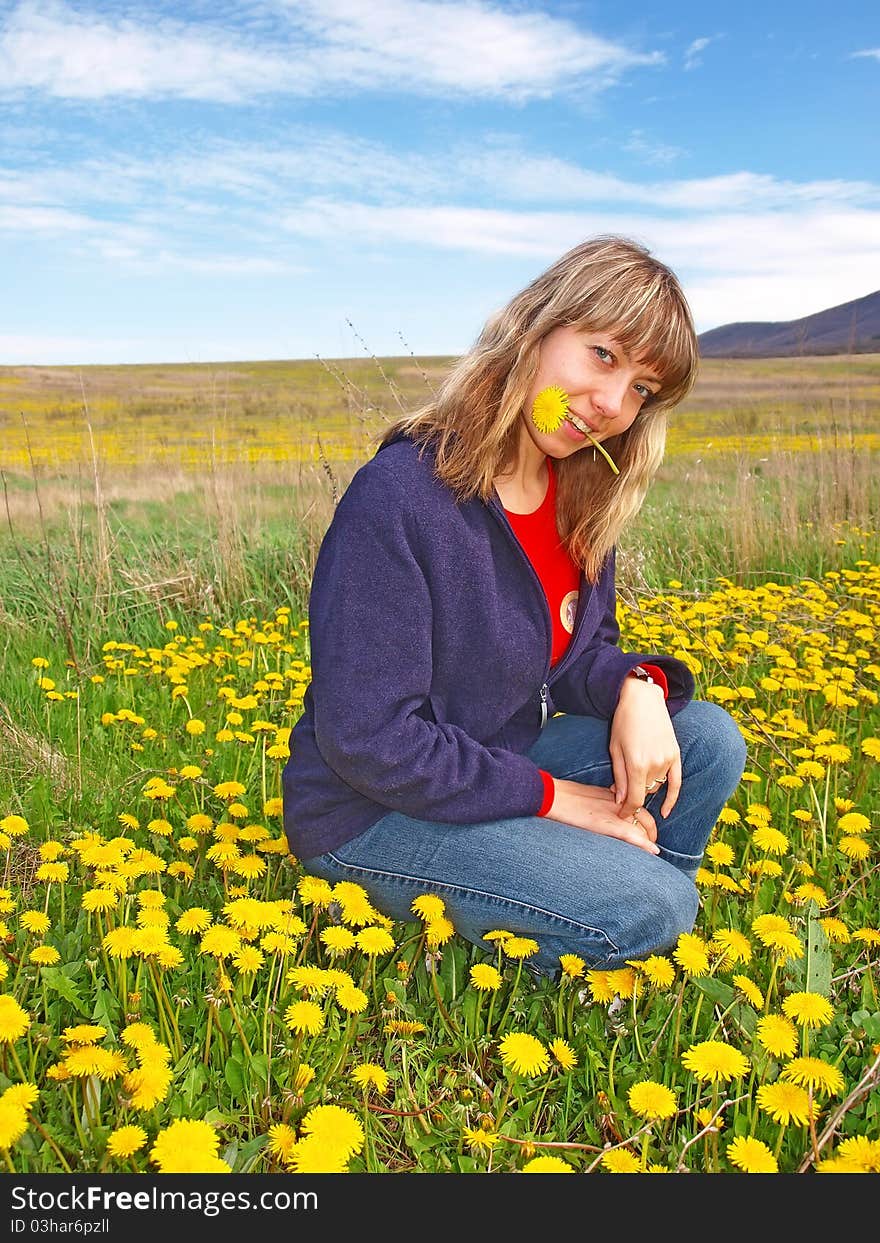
[682,1040,750,1084]
[469,964,502,991]
[711,929,752,966]
[727,1135,778,1173]
[384,1019,425,1036]
[464,1126,499,1154]
[267,1123,298,1162]
[756,1081,813,1127]
[286,965,333,997]
[639,955,676,989]
[752,825,790,855]
[0,815,29,837]
[30,945,60,966]
[0,1081,36,1114]
[351,1063,390,1094]
[355,926,396,957]
[426,917,455,948]
[601,1148,641,1173]
[175,907,213,934]
[283,1000,324,1035]
[198,925,241,958]
[300,1103,364,1159]
[559,954,586,978]
[531,385,569,433]
[706,842,735,867]
[298,875,334,907]
[674,932,711,976]
[293,1063,315,1093]
[503,936,540,960]
[782,991,834,1029]
[605,967,640,999]
[410,894,446,921]
[20,910,51,935]
[106,1124,148,1159]
[319,925,356,956]
[498,1032,549,1077]
[586,970,617,1003]
[61,1024,107,1045]
[0,1100,29,1148]
[212,780,247,800]
[839,836,871,861]
[150,1119,228,1174]
[628,1080,677,1120]
[819,917,850,944]
[781,1057,844,1096]
[756,1014,799,1059]
[102,927,138,960]
[522,1155,574,1173]
[0,996,31,1042]
[549,1038,577,1070]
[733,975,764,1009]
[336,984,368,1014]
[35,862,69,883]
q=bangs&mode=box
[571,267,698,407]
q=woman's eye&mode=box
[593,346,612,362]
[635,384,651,399]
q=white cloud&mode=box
[281,0,661,98]
[0,0,662,101]
[0,1,293,101]
[684,35,715,71]
[851,48,880,61]
[277,197,880,330]
[0,202,93,232]
[624,130,685,166]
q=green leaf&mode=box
[40,966,88,1015]
[692,976,758,1036]
[90,984,119,1033]
[224,1056,245,1097]
[805,902,832,997]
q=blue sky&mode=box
[1,0,878,364]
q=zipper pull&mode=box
[539,682,548,729]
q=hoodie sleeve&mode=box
[550,547,696,720]
[308,461,547,823]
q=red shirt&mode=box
[502,458,667,816]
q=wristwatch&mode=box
[628,665,656,685]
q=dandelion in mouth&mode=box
[531,385,620,474]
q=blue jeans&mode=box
[301,700,747,976]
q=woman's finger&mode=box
[610,743,628,808]
[661,754,683,818]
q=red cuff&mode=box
[638,663,669,699]
[537,769,556,817]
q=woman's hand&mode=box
[544,779,660,855]
[609,677,681,822]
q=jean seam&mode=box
[322,851,621,957]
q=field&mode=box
[0,352,878,1174]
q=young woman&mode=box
[283,235,746,977]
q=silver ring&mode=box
[646,776,665,792]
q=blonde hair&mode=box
[378,235,699,582]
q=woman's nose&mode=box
[592,378,629,420]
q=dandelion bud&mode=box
[521,1143,536,1160]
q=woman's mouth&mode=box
[561,412,596,441]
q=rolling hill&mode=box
[698,288,880,358]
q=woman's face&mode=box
[522,324,663,459]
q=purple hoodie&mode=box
[283,432,695,860]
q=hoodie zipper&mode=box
[487,493,590,729]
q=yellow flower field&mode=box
[1,558,878,1173]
